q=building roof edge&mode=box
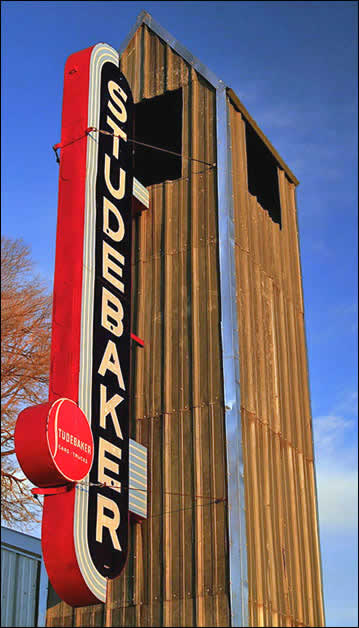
[227,88,299,186]
[118,10,222,88]
[119,12,299,186]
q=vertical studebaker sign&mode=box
[15,43,147,606]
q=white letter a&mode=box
[98,340,125,390]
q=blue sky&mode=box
[1,1,357,626]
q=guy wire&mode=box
[52,127,216,169]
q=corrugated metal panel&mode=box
[107,28,229,627]
[48,23,230,628]
[46,582,78,628]
[1,528,48,628]
[1,546,17,626]
[47,15,324,628]
[228,100,325,627]
[226,88,299,186]
[1,546,39,627]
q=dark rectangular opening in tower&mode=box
[133,88,182,186]
[245,120,282,226]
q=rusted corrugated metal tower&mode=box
[46,11,325,628]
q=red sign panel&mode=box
[15,399,93,486]
[15,43,134,607]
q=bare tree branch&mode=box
[1,449,16,457]
[1,236,52,526]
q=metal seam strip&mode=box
[216,84,248,627]
[119,14,248,624]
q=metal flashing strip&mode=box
[119,13,248,625]
[118,10,148,58]
[216,84,248,627]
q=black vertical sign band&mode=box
[87,64,133,578]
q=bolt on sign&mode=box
[15,43,149,607]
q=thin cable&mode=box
[52,132,88,162]
[75,480,226,520]
[52,127,216,168]
[149,498,226,520]
[90,128,216,168]
[77,479,225,503]
[76,481,226,520]
[146,163,216,189]
[85,131,215,181]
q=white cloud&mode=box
[316,466,357,530]
[332,389,358,418]
[313,413,358,531]
[314,414,355,458]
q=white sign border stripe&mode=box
[75,43,121,603]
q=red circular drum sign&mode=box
[15,398,93,487]
[47,399,93,482]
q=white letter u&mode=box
[104,154,126,200]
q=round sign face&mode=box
[46,399,94,482]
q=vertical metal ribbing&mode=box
[190,70,206,627]
[119,12,249,625]
[216,83,248,627]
